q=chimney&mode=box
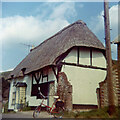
[30,45,35,52]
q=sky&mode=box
[0,0,119,72]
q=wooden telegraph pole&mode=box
[104,0,115,115]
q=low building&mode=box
[8,20,107,111]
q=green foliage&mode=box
[3,101,9,113]
[20,101,31,111]
[21,106,31,111]
[3,101,16,113]
[78,107,109,118]
[112,107,120,118]
[63,107,120,118]
[63,111,75,118]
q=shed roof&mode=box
[9,20,105,78]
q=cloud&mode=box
[1,2,79,72]
[90,4,118,40]
[109,5,119,38]
[50,3,76,19]
[2,0,119,2]
[89,4,118,60]
[0,2,78,49]
[0,16,69,46]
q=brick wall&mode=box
[118,43,120,105]
[97,67,120,108]
[57,72,72,111]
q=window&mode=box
[12,92,16,105]
[16,87,26,104]
[16,83,27,105]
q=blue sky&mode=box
[0,1,119,72]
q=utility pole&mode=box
[104,0,115,115]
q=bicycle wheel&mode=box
[54,107,64,118]
[33,105,41,118]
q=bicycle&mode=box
[33,88,65,118]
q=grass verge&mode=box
[63,107,120,118]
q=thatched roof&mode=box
[9,20,105,78]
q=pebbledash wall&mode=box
[61,47,107,105]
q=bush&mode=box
[3,101,8,113]
[63,107,120,118]
[21,101,31,111]
[21,106,31,111]
[3,101,16,113]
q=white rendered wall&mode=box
[48,68,57,93]
[8,68,57,110]
[22,75,42,106]
[62,66,106,105]
[79,47,90,65]
[92,50,106,68]
[61,47,107,105]
[63,48,77,63]
[8,80,16,110]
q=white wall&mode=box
[8,68,57,110]
[62,66,106,105]
[8,80,16,110]
[23,75,42,106]
[61,47,107,105]
[79,47,90,65]
[48,68,57,93]
[92,50,106,68]
[63,48,77,63]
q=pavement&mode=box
[2,111,54,118]
[0,114,2,120]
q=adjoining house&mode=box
[97,35,120,108]
[8,20,107,111]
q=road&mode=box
[2,111,54,118]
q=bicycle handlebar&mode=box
[39,91,59,100]
[39,91,47,99]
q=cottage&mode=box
[8,20,107,111]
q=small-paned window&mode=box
[15,83,27,105]
[16,87,26,104]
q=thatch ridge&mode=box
[9,20,105,79]
[33,20,86,51]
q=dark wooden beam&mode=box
[42,75,48,82]
[90,49,92,66]
[118,43,120,106]
[33,72,41,84]
[52,67,57,80]
[60,62,107,71]
[77,47,79,64]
